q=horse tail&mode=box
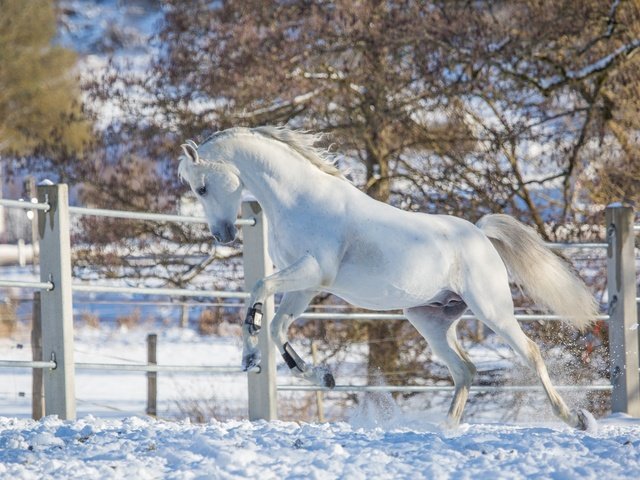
[476,214,598,331]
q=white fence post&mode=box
[31,292,44,420]
[606,204,640,417]
[146,333,158,416]
[37,183,76,420]
[242,200,277,420]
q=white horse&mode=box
[178,126,598,429]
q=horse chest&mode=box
[266,216,343,270]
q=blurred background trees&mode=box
[0,0,90,244]
[152,0,640,224]
[0,0,90,159]
[139,0,639,384]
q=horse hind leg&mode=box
[462,283,588,429]
[405,301,476,427]
[497,323,584,428]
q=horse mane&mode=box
[199,126,345,179]
[252,126,344,179]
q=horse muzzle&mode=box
[211,222,237,244]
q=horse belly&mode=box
[328,247,449,310]
[327,285,438,311]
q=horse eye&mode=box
[196,185,207,196]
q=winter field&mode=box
[1,413,639,479]
[1,313,639,478]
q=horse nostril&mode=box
[210,223,236,243]
[224,223,237,242]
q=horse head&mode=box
[178,140,242,244]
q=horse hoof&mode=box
[309,365,335,388]
[242,352,261,372]
[323,373,336,389]
[575,408,597,433]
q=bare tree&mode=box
[77,0,639,389]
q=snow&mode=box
[0,414,639,479]
[0,321,638,478]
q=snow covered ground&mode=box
[0,414,639,479]
[0,320,638,479]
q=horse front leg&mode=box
[242,254,324,372]
[269,290,336,388]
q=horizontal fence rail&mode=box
[546,242,607,249]
[0,198,50,212]
[71,284,250,299]
[68,205,255,226]
[0,198,255,226]
[278,384,614,393]
[0,360,57,369]
[0,279,53,290]
[298,312,611,322]
[75,362,260,374]
[0,360,259,373]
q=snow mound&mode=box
[0,415,639,478]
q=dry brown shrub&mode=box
[77,311,100,329]
[0,300,16,337]
[116,308,142,329]
[197,308,222,336]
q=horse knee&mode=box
[463,361,477,384]
[446,341,476,386]
[454,343,476,378]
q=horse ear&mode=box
[180,142,199,163]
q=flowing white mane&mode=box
[186,126,344,179]
[251,126,344,179]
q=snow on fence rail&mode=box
[0,185,638,421]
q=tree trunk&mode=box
[362,149,404,387]
[365,149,391,201]
[366,320,405,386]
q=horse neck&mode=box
[228,137,320,214]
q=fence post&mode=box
[31,292,44,420]
[606,204,640,416]
[146,333,158,416]
[26,175,39,272]
[242,200,277,421]
[37,183,76,420]
[311,340,325,422]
